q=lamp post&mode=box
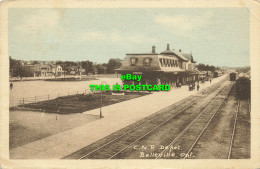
[100,81,107,118]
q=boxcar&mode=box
[236,77,251,100]
[214,72,219,78]
[230,72,237,81]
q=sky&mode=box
[8,8,250,67]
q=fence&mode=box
[10,74,121,82]
[18,89,98,106]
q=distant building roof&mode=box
[23,64,34,67]
[126,53,158,55]
[37,64,51,68]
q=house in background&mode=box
[50,64,64,76]
[34,64,53,77]
[33,64,64,77]
[93,64,107,74]
[67,65,84,75]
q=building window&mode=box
[159,58,163,67]
[130,57,138,66]
[143,58,152,67]
[163,59,166,66]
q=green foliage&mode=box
[81,60,93,74]
[9,56,21,70]
[236,67,250,73]
[107,58,122,74]
[197,63,219,72]
[10,56,34,77]
[9,56,123,76]
[32,61,40,65]
[14,67,34,77]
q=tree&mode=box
[197,63,206,71]
[13,67,34,77]
[209,65,215,72]
[81,60,93,74]
[32,61,40,65]
[107,58,122,74]
[9,56,21,69]
[10,56,22,77]
[197,63,217,72]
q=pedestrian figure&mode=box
[189,83,193,91]
[10,83,13,90]
[210,78,212,83]
[42,109,45,118]
[197,84,200,91]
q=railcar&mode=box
[230,72,237,81]
[236,77,251,100]
[214,72,219,78]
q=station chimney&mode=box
[167,43,170,50]
[152,46,156,53]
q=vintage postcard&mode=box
[0,0,260,168]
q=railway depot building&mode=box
[116,44,198,86]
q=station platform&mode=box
[10,75,227,159]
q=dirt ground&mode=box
[9,111,99,149]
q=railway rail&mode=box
[76,95,197,159]
[156,83,233,159]
[228,99,240,159]
[228,98,250,159]
[64,77,229,159]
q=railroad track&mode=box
[77,96,198,159]
[197,76,228,96]
[155,83,233,159]
[71,79,229,159]
[227,99,240,159]
[228,97,250,159]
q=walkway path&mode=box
[10,75,227,159]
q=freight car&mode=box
[230,72,237,81]
[236,77,251,100]
[214,71,219,78]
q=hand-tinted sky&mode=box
[8,8,249,67]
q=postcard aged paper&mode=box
[0,0,260,168]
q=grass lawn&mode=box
[19,92,150,114]
[9,111,99,149]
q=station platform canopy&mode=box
[155,67,185,73]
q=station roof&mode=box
[182,53,196,63]
[160,49,189,62]
[160,49,175,55]
[185,70,200,75]
[126,53,158,55]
